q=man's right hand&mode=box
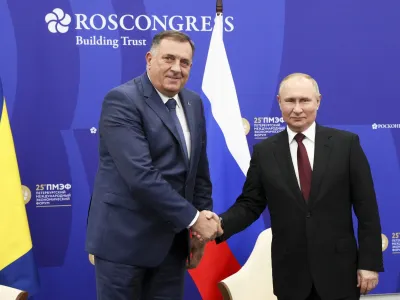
[191,211,218,242]
[204,211,224,237]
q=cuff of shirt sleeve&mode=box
[188,211,199,228]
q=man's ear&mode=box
[145,51,152,68]
[277,95,282,109]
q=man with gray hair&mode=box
[85,30,218,300]
[209,73,384,300]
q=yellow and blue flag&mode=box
[0,77,40,295]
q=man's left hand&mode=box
[186,238,205,269]
[357,269,379,295]
[191,210,223,241]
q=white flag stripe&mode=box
[202,14,251,175]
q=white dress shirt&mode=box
[287,122,316,188]
[154,90,191,159]
[152,84,199,228]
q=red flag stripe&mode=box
[189,242,241,300]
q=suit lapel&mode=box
[179,91,195,171]
[308,125,333,207]
[273,130,307,210]
[141,74,189,168]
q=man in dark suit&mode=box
[85,30,218,300]
[208,73,384,300]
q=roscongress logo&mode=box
[44,8,234,33]
[45,8,72,33]
[45,8,235,49]
[372,123,400,130]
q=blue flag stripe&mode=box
[0,77,4,123]
[0,250,40,295]
[202,94,266,266]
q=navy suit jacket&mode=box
[85,73,212,267]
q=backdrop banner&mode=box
[0,0,398,298]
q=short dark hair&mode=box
[150,30,195,55]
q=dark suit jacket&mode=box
[85,73,212,267]
[217,125,383,300]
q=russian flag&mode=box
[188,13,266,299]
[0,77,40,296]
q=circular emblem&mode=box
[89,254,95,265]
[22,185,32,205]
[381,233,388,252]
[242,118,250,135]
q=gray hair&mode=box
[150,30,195,56]
[278,73,320,96]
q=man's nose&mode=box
[171,60,181,73]
[293,102,302,113]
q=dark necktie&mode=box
[294,133,312,202]
[165,98,189,160]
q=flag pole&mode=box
[217,0,223,15]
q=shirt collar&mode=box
[287,122,316,144]
[147,72,181,108]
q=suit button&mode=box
[306,212,311,218]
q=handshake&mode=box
[186,210,223,269]
[190,210,224,242]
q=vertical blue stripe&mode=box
[0,76,4,122]
[202,94,266,266]
[0,250,40,296]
